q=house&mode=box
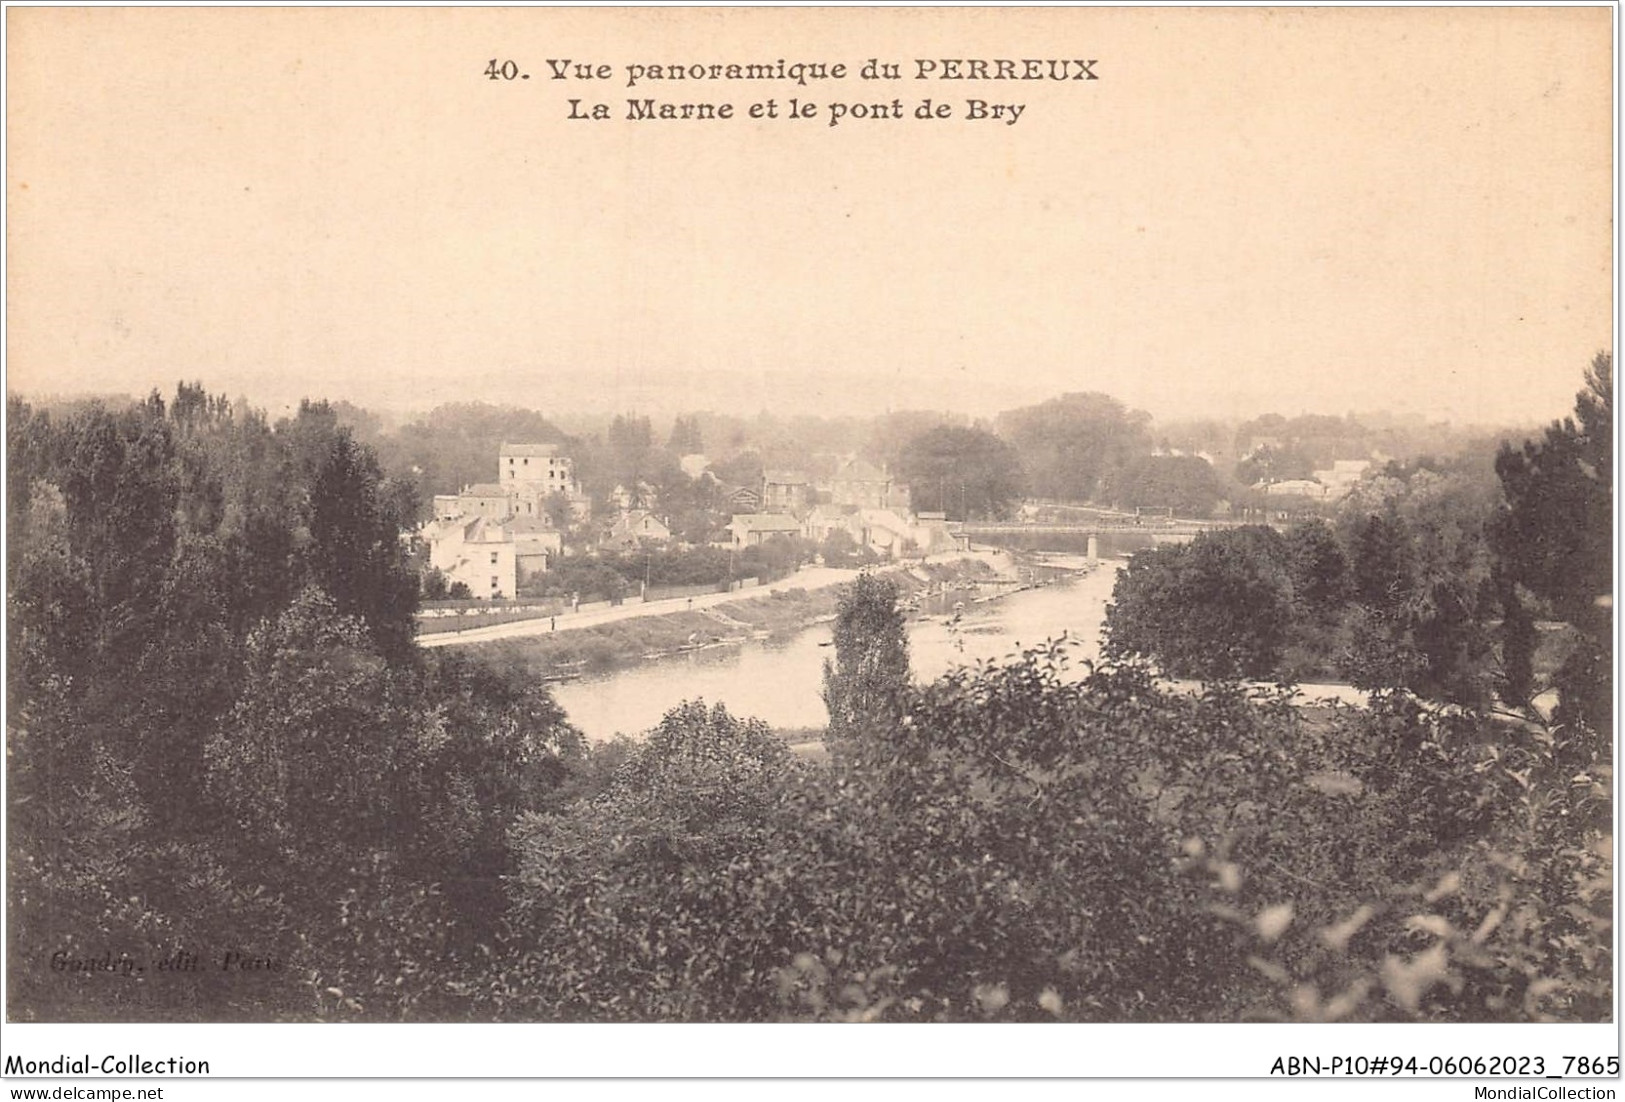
[423,514,561,599]
[425,516,518,598]
[803,503,858,544]
[762,470,812,516]
[433,443,591,526]
[805,503,953,558]
[723,484,763,512]
[726,513,802,549]
[500,442,592,521]
[425,444,587,594]
[1311,459,1373,501]
[450,483,514,520]
[854,508,917,559]
[500,442,575,495]
[602,510,672,551]
[828,459,910,512]
[508,517,563,583]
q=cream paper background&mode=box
[4,3,1616,1086]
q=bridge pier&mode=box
[1087,535,1099,561]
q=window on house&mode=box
[524,457,529,465]
[491,576,499,589]
[491,552,499,564]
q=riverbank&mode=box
[454,556,1009,682]
[421,550,1018,649]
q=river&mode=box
[551,555,1125,742]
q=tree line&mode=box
[1104,354,1612,737]
[345,386,1498,531]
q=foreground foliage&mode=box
[491,648,1610,1022]
[8,383,1611,1024]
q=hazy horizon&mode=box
[5,371,1562,440]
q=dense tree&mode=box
[592,413,658,505]
[370,402,569,512]
[5,384,536,1021]
[299,426,421,659]
[205,590,405,868]
[822,573,911,742]
[737,534,814,583]
[1235,413,1372,473]
[709,449,763,491]
[1345,512,1417,612]
[862,410,965,469]
[1491,353,1612,733]
[1155,418,1237,468]
[667,414,704,454]
[498,646,1609,1024]
[1104,453,1225,516]
[542,489,574,531]
[421,566,450,600]
[818,528,882,569]
[506,701,799,1020]
[1104,527,1294,680]
[1234,442,1315,487]
[895,425,1023,519]
[996,392,1152,504]
[1283,519,1351,620]
[1103,489,1502,707]
[1335,456,1504,707]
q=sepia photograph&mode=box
[2,3,1616,1087]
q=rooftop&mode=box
[500,442,561,458]
[507,517,555,535]
[729,513,802,531]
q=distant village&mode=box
[421,442,962,599]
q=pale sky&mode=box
[6,6,1614,426]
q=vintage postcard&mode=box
[3,5,1614,1092]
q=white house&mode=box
[855,508,916,558]
[425,444,584,596]
[426,516,518,598]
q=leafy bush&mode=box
[1104,527,1294,679]
[503,702,807,1020]
[490,642,1610,1024]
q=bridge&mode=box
[958,518,1283,538]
